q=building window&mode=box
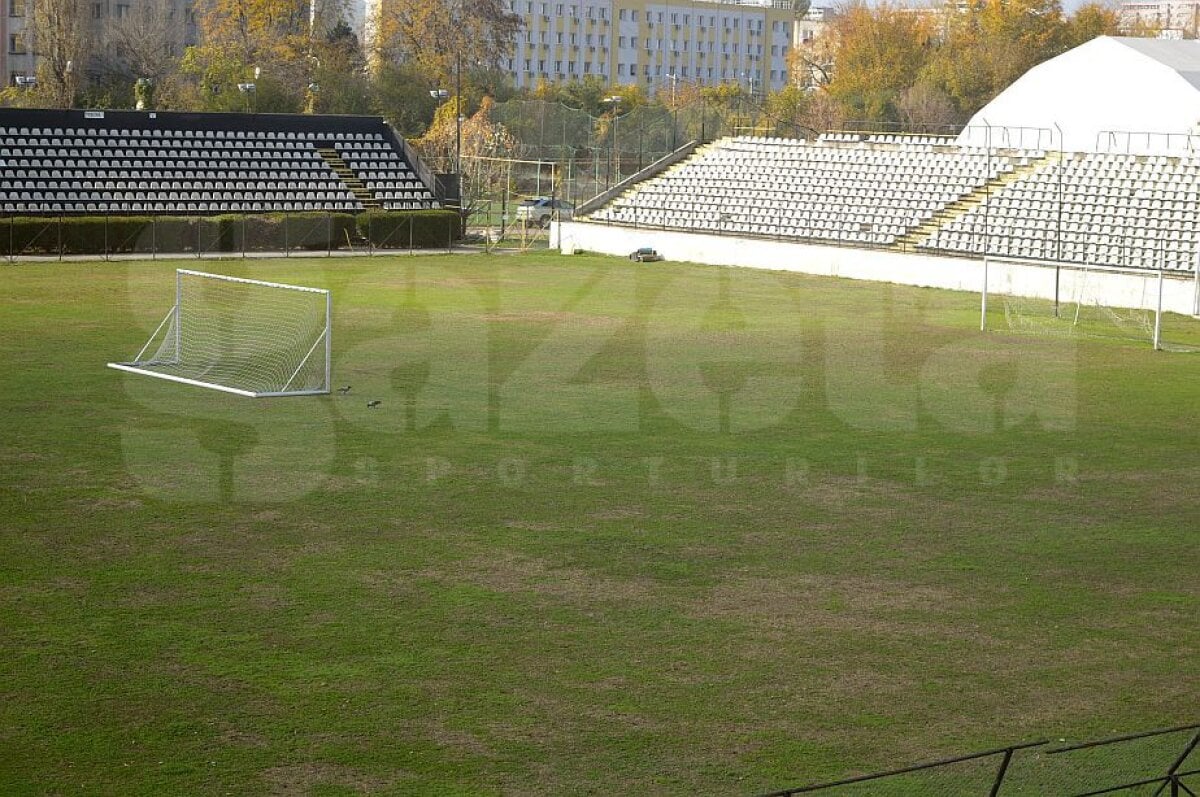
[8,0,24,16]
[9,32,26,53]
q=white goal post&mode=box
[980,257,1200,352]
[109,269,331,397]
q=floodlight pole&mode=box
[669,73,678,151]
[602,95,622,191]
[455,49,462,179]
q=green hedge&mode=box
[0,210,457,256]
[356,210,460,249]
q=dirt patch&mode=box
[0,447,48,462]
[239,582,295,613]
[502,520,559,532]
[87,497,145,512]
[424,718,494,758]
[481,310,624,328]
[418,276,507,289]
[425,551,659,606]
[260,763,407,796]
[217,723,270,749]
[588,507,645,521]
[691,573,976,640]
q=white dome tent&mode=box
[958,36,1200,154]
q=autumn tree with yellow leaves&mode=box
[369,0,521,87]
[179,0,314,112]
[795,0,1124,130]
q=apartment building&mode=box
[504,0,801,95]
[1120,0,1200,36]
[3,0,198,88]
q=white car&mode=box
[515,197,574,228]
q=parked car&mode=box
[629,247,663,262]
[515,197,574,227]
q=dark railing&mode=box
[762,740,1048,796]
[763,723,1200,797]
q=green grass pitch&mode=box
[0,251,1196,794]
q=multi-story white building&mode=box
[1120,0,1200,36]
[504,0,803,95]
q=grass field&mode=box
[1,250,1197,795]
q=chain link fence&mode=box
[454,96,773,249]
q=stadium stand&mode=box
[588,136,1037,247]
[920,151,1200,271]
[0,108,440,215]
[582,134,1199,273]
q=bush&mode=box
[356,210,461,249]
[0,212,360,256]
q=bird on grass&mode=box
[367,400,382,409]
[337,385,352,395]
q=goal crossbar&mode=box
[108,269,331,397]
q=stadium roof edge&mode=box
[0,107,394,136]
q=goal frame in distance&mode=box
[980,257,1200,352]
[108,269,331,398]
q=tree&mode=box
[921,0,1069,120]
[370,0,521,87]
[823,2,935,125]
[90,0,185,109]
[787,25,837,90]
[310,21,373,115]
[30,0,89,108]
[762,85,814,138]
[179,0,313,112]
[415,95,517,216]
[1066,3,1122,47]
[370,62,441,136]
[895,80,959,133]
[699,82,750,137]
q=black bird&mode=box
[337,385,352,395]
[367,400,382,409]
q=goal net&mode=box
[109,269,331,397]
[984,260,1200,352]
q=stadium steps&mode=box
[894,153,1055,250]
[317,148,381,209]
[589,141,719,214]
